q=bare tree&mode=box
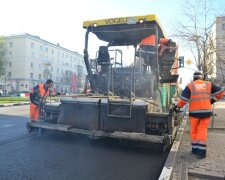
[0,36,7,76]
[172,0,225,80]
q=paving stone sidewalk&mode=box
[172,102,225,180]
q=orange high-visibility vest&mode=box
[39,83,50,99]
[140,35,155,46]
[188,80,212,114]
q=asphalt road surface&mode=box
[0,105,168,180]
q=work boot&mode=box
[196,149,207,159]
[191,148,198,155]
[196,154,207,159]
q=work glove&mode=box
[172,104,181,113]
[210,99,216,104]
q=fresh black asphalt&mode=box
[0,106,168,180]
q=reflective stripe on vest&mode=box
[180,95,189,102]
[189,110,212,114]
[214,89,224,95]
[188,80,212,113]
[189,97,210,101]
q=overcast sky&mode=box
[1,0,225,87]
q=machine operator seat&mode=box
[97,46,110,65]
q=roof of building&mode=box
[6,33,83,57]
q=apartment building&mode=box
[2,33,86,94]
[213,16,225,83]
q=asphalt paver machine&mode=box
[27,14,181,150]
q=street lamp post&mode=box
[4,75,6,96]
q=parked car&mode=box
[17,91,29,97]
[56,92,61,96]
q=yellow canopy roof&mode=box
[83,14,166,46]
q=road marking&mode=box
[158,119,187,180]
[0,124,14,128]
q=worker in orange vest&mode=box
[30,79,54,122]
[159,38,171,45]
[173,71,225,159]
[140,34,155,46]
[137,34,156,72]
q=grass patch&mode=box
[0,97,29,104]
[0,96,60,104]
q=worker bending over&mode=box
[30,79,54,122]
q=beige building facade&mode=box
[214,16,225,83]
[1,33,86,94]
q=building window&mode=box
[31,62,33,68]
[39,74,41,80]
[222,24,225,30]
[40,46,42,51]
[31,52,34,58]
[30,73,33,79]
[39,64,42,70]
[8,72,11,78]
[9,42,13,48]
[45,47,48,53]
[9,51,12,55]
[8,62,12,67]
[39,54,43,61]
[51,49,54,55]
[31,42,34,48]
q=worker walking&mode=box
[174,71,225,159]
[30,79,54,122]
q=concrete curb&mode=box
[188,168,225,180]
[0,102,30,108]
[158,118,187,180]
[0,100,60,108]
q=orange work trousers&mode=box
[189,116,210,143]
[30,103,39,121]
